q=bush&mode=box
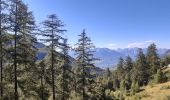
[154,69,167,83]
[134,95,141,100]
[141,92,150,98]
[130,81,140,95]
[120,79,126,91]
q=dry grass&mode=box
[121,67,170,100]
[126,81,170,100]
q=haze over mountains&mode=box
[93,48,168,69]
[35,42,169,69]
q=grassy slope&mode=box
[126,67,170,100]
[125,81,170,100]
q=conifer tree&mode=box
[106,68,111,78]
[36,60,50,100]
[146,43,160,74]
[131,81,139,95]
[60,39,72,100]
[14,0,18,99]
[39,60,46,100]
[124,56,133,90]
[120,79,125,91]
[8,0,38,98]
[75,29,96,100]
[8,0,19,99]
[124,73,131,90]
[0,0,8,97]
[164,55,170,66]
[154,69,167,83]
[117,57,124,79]
[40,14,66,100]
[135,48,149,86]
[124,56,133,73]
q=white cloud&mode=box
[145,40,155,43]
[127,40,155,48]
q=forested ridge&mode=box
[0,0,170,100]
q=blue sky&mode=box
[23,0,170,49]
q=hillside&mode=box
[110,66,170,100]
[126,81,170,100]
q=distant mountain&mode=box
[116,48,168,59]
[163,49,170,57]
[34,42,170,71]
[34,42,48,60]
[35,42,104,74]
[96,48,168,69]
[94,48,125,69]
[69,48,124,69]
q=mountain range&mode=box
[94,48,168,69]
[69,48,169,69]
[35,42,169,69]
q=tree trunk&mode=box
[40,73,44,100]
[14,0,18,99]
[0,0,3,98]
[51,17,55,100]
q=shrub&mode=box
[154,69,168,83]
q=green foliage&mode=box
[0,0,169,99]
[113,78,120,91]
[120,79,126,91]
[163,56,170,66]
[124,56,133,72]
[134,95,141,100]
[130,81,139,95]
[146,43,160,74]
[106,68,112,78]
[74,30,97,99]
[117,57,125,79]
[124,73,131,90]
[135,48,149,86]
[154,69,167,83]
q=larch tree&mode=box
[124,56,133,90]
[146,43,160,75]
[124,56,133,73]
[135,48,149,86]
[0,0,9,98]
[16,3,38,99]
[116,57,125,79]
[37,60,49,100]
[60,39,72,100]
[40,14,66,100]
[8,0,19,99]
[75,29,96,100]
[8,0,37,99]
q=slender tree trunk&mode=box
[62,65,65,100]
[102,87,106,100]
[82,64,85,100]
[14,0,18,99]
[0,0,3,97]
[40,72,44,100]
[41,62,45,100]
[82,32,86,100]
[51,17,55,100]
[62,40,67,100]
